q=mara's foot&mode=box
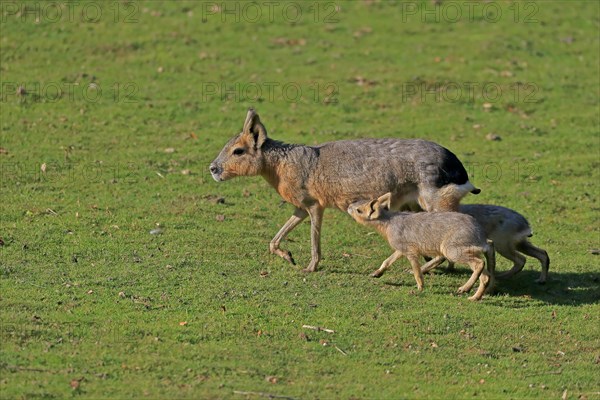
[271,248,296,265]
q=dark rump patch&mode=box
[435,147,470,187]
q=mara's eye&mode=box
[232,148,245,156]
[357,209,362,214]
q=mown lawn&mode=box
[1,1,599,399]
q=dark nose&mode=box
[209,164,218,174]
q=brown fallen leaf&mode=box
[265,376,278,384]
[179,321,188,326]
[164,147,175,153]
[272,37,306,46]
[215,214,225,222]
[70,377,83,389]
[351,76,377,87]
[486,133,502,141]
[353,26,372,38]
[0,147,8,154]
[260,270,269,277]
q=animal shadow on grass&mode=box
[494,270,600,306]
[375,266,600,305]
[423,266,600,305]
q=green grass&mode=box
[1,1,599,398]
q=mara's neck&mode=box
[363,218,391,237]
[260,138,301,186]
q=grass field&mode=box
[1,1,599,398]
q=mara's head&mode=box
[209,108,268,182]
[347,193,392,223]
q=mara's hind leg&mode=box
[517,240,550,283]
[421,256,446,273]
[469,264,490,301]
[495,242,526,280]
[406,254,425,291]
[371,250,403,278]
[457,255,484,295]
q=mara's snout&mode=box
[209,163,222,182]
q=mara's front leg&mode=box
[371,251,403,278]
[270,208,308,265]
[302,205,324,272]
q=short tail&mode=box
[427,180,481,212]
[438,180,481,200]
[463,180,481,194]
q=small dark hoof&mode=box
[370,272,382,278]
[287,251,296,266]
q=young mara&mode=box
[348,193,495,301]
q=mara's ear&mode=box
[242,108,267,149]
[367,199,378,219]
[376,192,392,210]
[370,193,391,219]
